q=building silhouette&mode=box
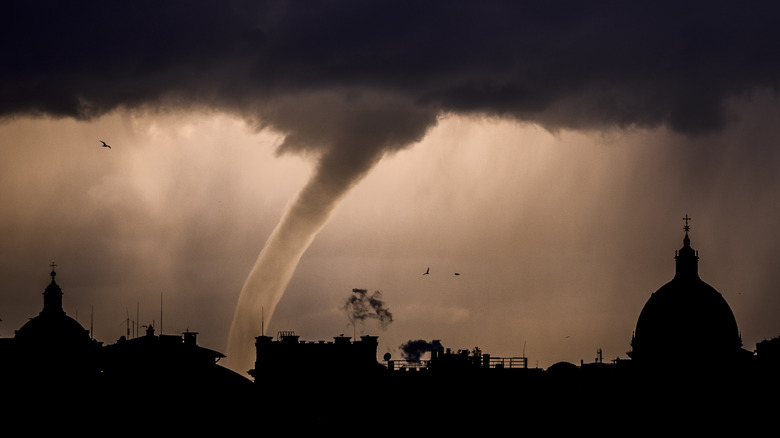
[628,222,752,369]
[101,325,252,398]
[250,332,385,380]
[3,267,103,388]
[2,219,780,432]
[245,220,780,432]
[0,268,254,432]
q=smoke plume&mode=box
[342,288,394,332]
[400,339,443,362]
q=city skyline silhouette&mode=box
[2,223,778,433]
[3,3,780,431]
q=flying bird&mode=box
[100,140,111,149]
[423,267,429,275]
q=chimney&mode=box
[183,331,198,346]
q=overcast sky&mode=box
[2,1,780,375]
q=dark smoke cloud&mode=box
[343,288,393,330]
[400,339,443,362]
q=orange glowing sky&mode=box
[4,95,780,372]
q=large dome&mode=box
[630,228,742,366]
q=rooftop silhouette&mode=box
[2,219,780,432]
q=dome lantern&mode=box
[674,215,699,280]
[42,262,64,316]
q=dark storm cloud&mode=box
[3,1,779,136]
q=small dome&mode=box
[14,270,91,348]
[15,311,91,346]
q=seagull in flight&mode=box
[423,267,430,275]
[100,140,111,149]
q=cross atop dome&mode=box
[49,262,57,279]
[683,214,692,232]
